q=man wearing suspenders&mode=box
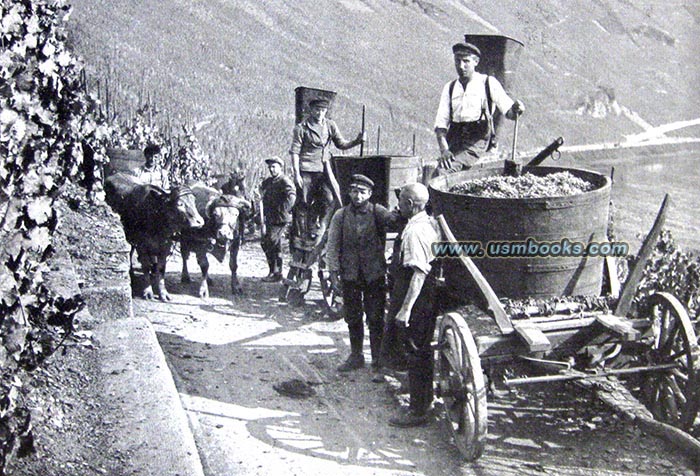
[434,42,525,173]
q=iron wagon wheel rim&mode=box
[642,292,700,430]
[437,312,488,461]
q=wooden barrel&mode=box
[429,166,611,299]
[332,155,423,209]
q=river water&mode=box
[553,144,700,254]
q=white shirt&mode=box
[133,164,169,189]
[434,72,514,130]
[400,211,440,275]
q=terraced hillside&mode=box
[67,0,700,167]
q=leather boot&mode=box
[338,326,365,372]
[369,330,383,368]
[275,257,283,276]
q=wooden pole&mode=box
[412,132,416,156]
[376,125,381,155]
[360,104,365,157]
[614,194,671,317]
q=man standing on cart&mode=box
[434,41,525,173]
[387,183,441,428]
[325,174,394,377]
[289,98,365,243]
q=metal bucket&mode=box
[332,155,423,210]
[429,166,611,299]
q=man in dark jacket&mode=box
[260,156,296,282]
[325,174,393,377]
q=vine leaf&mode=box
[25,197,52,225]
[0,267,17,307]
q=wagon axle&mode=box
[502,362,680,387]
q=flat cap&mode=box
[309,98,330,108]
[265,156,284,166]
[350,174,374,189]
[452,42,481,57]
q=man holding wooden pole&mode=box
[434,41,525,173]
[289,98,365,242]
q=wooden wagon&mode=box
[428,168,699,460]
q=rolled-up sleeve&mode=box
[329,120,353,151]
[289,124,303,155]
[488,76,515,115]
[433,81,452,131]
[401,223,437,275]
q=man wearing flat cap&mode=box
[289,98,366,244]
[325,174,395,377]
[434,41,525,172]
[260,156,296,282]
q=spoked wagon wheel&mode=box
[436,312,488,461]
[639,292,700,430]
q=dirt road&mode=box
[133,240,696,476]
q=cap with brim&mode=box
[309,98,330,108]
[265,156,284,166]
[452,42,481,57]
[349,174,374,189]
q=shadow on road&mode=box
[129,244,695,476]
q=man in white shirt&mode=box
[434,42,525,172]
[387,183,442,428]
[133,143,169,189]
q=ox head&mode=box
[207,195,251,244]
[220,169,246,198]
[168,186,205,229]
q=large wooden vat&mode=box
[429,166,611,299]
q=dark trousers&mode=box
[404,281,438,414]
[293,172,334,240]
[342,277,386,364]
[386,265,438,415]
[261,223,288,274]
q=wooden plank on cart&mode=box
[614,194,670,317]
[437,215,514,334]
[595,314,640,341]
[604,255,621,298]
[512,322,551,352]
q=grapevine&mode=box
[0,0,111,471]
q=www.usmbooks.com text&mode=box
[431,238,629,259]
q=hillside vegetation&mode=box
[66,0,700,169]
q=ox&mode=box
[104,173,204,300]
[180,183,251,298]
